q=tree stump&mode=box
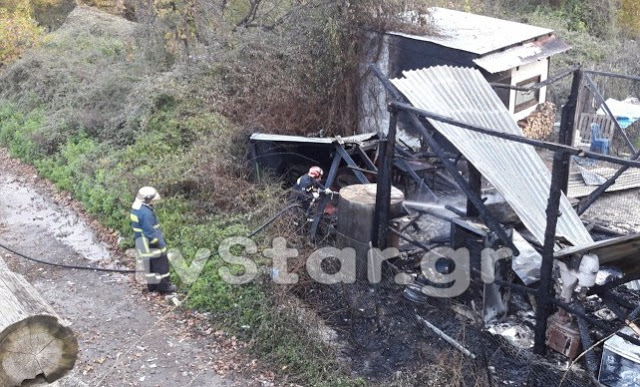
[0,257,78,386]
[337,184,405,281]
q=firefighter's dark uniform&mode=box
[291,173,325,211]
[130,204,171,292]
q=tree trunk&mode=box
[0,257,78,386]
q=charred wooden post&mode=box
[372,107,398,249]
[534,70,581,354]
[559,69,582,194]
[466,163,481,217]
[534,149,568,355]
[0,257,78,386]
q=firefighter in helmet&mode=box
[291,166,333,212]
[130,186,176,293]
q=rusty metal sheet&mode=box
[390,66,593,247]
[473,35,570,74]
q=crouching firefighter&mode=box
[130,186,177,294]
[290,166,335,216]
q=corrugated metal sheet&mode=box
[567,167,640,198]
[389,7,553,56]
[250,132,377,145]
[391,66,593,247]
[473,35,570,74]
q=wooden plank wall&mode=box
[576,112,616,144]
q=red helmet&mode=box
[308,166,323,179]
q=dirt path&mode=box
[0,149,271,387]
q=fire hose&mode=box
[246,189,338,238]
[246,203,302,238]
[0,242,136,273]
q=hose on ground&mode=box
[246,203,301,238]
[0,242,136,273]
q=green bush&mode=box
[0,104,43,162]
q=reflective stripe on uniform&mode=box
[150,238,159,244]
[142,237,150,251]
[138,251,162,258]
[132,227,143,233]
[130,214,139,222]
[135,237,163,259]
[153,224,160,229]
[144,272,170,283]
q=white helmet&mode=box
[308,166,323,179]
[132,186,161,209]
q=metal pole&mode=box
[394,158,438,201]
[490,66,577,92]
[335,146,369,184]
[584,69,640,83]
[559,69,582,194]
[534,150,569,355]
[372,108,398,249]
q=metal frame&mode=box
[371,64,519,254]
[370,63,640,356]
[309,143,373,240]
[577,73,640,215]
[583,75,636,153]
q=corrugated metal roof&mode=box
[389,7,553,56]
[473,35,570,74]
[250,132,377,145]
[391,66,593,247]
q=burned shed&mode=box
[360,7,570,136]
[247,61,640,384]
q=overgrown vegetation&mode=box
[0,3,373,385]
[1,0,640,385]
